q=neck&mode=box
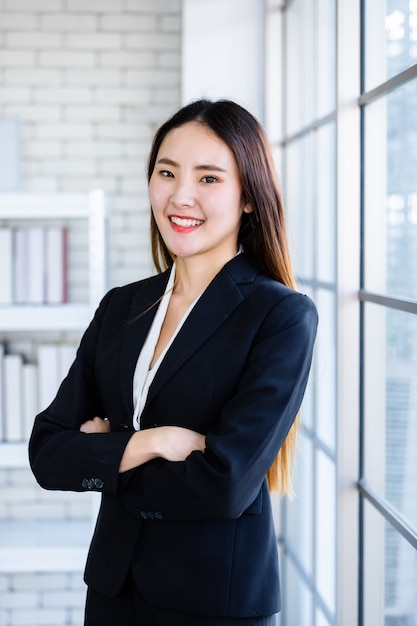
[173,250,238,299]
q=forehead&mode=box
[157,122,237,167]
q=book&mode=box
[13,227,28,304]
[26,226,45,304]
[0,344,4,440]
[3,353,23,441]
[0,228,13,305]
[62,227,68,303]
[27,227,46,304]
[37,343,59,412]
[22,362,38,439]
[59,342,77,381]
[45,226,68,304]
[9,225,69,305]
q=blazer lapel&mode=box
[145,254,258,407]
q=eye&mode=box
[159,170,174,178]
[201,175,218,184]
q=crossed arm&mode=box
[80,417,206,472]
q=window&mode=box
[275,0,417,624]
[278,1,338,624]
[360,1,417,624]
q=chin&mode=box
[170,249,198,260]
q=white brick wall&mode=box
[0,0,182,290]
[0,572,86,626]
[0,468,92,520]
[0,467,92,624]
[0,2,182,623]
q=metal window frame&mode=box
[358,1,417,623]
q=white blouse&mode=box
[132,264,202,430]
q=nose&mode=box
[170,177,195,208]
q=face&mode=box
[149,122,251,266]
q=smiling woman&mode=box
[149,122,252,279]
[29,99,318,626]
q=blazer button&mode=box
[81,478,88,489]
[94,478,104,489]
[154,511,164,520]
[140,511,149,520]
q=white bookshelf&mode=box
[0,304,94,332]
[0,190,107,467]
[0,441,30,468]
[0,191,107,575]
[0,189,107,310]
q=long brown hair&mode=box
[147,99,299,495]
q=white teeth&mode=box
[170,216,203,227]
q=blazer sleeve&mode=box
[29,288,133,495]
[121,291,318,522]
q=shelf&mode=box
[0,547,88,573]
[0,442,30,468]
[0,190,108,579]
[0,192,92,219]
[0,189,107,310]
[0,520,91,572]
[0,303,94,332]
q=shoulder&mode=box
[256,274,317,318]
[97,270,170,312]
[108,270,169,298]
[225,253,318,324]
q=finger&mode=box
[80,420,94,433]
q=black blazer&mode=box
[29,253,318,618]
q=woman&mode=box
[29,99,318,625]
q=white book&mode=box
[3,353,23,441]
[27,227,45,304]
[0,228,13,305]
[0,343,4,441]
[59,342,77,382]
[37,343,59,412]
[45,227,67,304]
[22,362,38,440]
[13,227,28,304]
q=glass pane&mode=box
[316,123,336,283]
[316,0,336,118]
[315,450,336,615]
[300,367,314,431]
[284,136,314,280]
[364,79,417,300]
[285,0,313,136]
[364,303,417,528]
[316,608,332,626]
[298,285,314,432]
[363,499,417,626]
[315,289,336,452]
[285,433,314,576]
[365,0,417,91]
[282,554,313,625]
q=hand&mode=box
[80,417,111,434]
[156,426,206,462]
[119,426,205,473]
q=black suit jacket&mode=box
[29,253,318,618]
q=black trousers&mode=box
[84,572,276,626]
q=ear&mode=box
[243,203,253,214]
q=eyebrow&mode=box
[156,157,227,172]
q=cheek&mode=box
[149,181,166,213]
[217,190,245,222]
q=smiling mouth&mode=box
[169,216,204,227]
